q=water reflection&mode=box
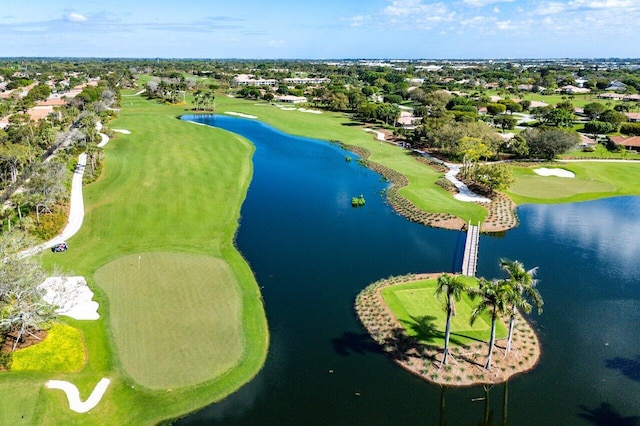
[526,197,640,279]
[177,115,640,425]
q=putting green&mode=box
[94,252,242,390]
[509,175,615,200]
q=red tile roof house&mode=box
[610,135,640,151]
[625,112,640,123]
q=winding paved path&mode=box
[19,123,110,257]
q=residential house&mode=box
[605,81,627,92]
[625,112,640,123]
[274,95,307,104]
[609,135,640,151]
[559,85,590,94]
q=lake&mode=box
[179,114,640,425]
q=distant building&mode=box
[625,112,640,123]
[609,135,640,150]
[559,85,590,94]
[283,77,330,85]
[605,81,627,92]
[274,95,307,104]
[232,74,277,87]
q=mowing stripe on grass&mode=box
[94,252,243,390]
[382,279,507,346]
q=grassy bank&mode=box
[0,94,268,424]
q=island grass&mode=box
[381,279,507,347]
[0,93,268,425]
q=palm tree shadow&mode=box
[405,315,442,342]
[578,402,639,426]
[605,355,640,382]
[404,315,483,346]
[331,332,384,356]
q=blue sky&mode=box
[1,0,638,59]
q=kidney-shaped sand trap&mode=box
[533,167,575,178]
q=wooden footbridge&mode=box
[461,222,480,277]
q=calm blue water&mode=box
[179,114,640,425]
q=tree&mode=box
[543,107,575,128]
[584,120,615,136]
[470,163,515,192]
[499,259,543,356]
[501,134,529,158]
[493,114,518,132]
[457,136,494,179]
[521,128,579,160]
[0,232,57,351]
[434,274,468,367]
[25,161,68,224]
[486,103,507,115]
[583,102,608,120]
[598,109,627,128]
[470,278,511,370]
[377,102,401,126]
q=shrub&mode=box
[11,323,85,372]
[351,195,366,207]
[620,122,640,136]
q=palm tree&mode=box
[499,259,543,356]
[470,278,511,370]
[434,273,468,367]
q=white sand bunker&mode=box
[299,108,322,114]
[112,129,131,134]
[40,277,100,320]
[534,167,575,178]
[46,378,110,413]
[224,111,257,119]
[280,107,297,111]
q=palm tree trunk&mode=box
[440,307,452,367]
[505,307,516,357]
[485,307,497,369]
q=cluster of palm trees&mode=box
[435,258,543,370]
[192,90,216,112]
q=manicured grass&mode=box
[11,323,85,372]
[562,143,640,160]
[94,252,242,389]
[507,162,640,204]
[381,279,507,347]
[0,92,268,425]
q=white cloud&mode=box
[66,12,88,22]
[568,0,638,10]
[463,0,514,6]
[383,0,455,28]
[496,20,515,30]
[267,40,284,47]
[347,15,371,27]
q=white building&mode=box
[232,74,277,87]
[283,77,330,85]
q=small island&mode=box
[355,267,542,387]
